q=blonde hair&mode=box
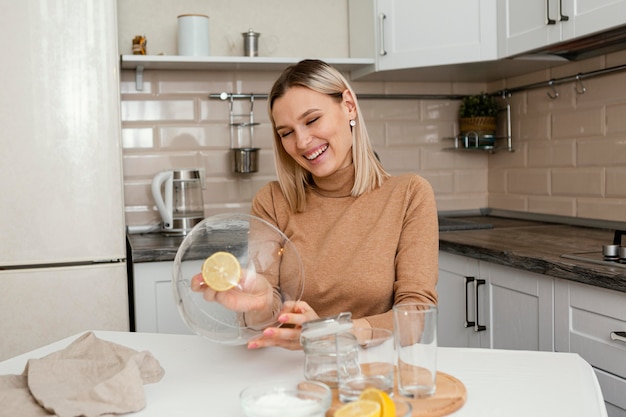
[268,59,389,213]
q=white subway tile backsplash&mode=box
[454,169,488,194]
[528,196,576,216]
[422,149,487,171]
[121,100,195,122]
[376,147,422,172]
[488,143,527,168]
[387,121,452,146]
[157,70,233,94]
[578,137,626,166]
[488,193,527,211]
[122,128,154,149]
[121,63,626,226]
[606,103,626,134]
[528,140,575,167]
[120,70,153,94]
[488,168,506,193]
[436,194,488,211]
[160,126,229,148]
[422,172,455,194]
[507,169,550,195]
[552,168,605,197]
[552,107,603,139]
[606,167,626,197]
[421,100,459,121]
[578,198,626,222]
[517,113,550,141]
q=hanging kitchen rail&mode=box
[209,92,467,101]
[493,62,626,98]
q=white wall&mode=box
[117,0,350,58]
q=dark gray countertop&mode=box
[127,215,626,293]
[439,216,626,293]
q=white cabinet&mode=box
[437,252,554,351]
[498,0,626,57]
[437,252,490,348]
[555,279,626,417]
[485,262,554,351]
[349,0,498,75]
[132,261,194,335]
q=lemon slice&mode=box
[359,388,395,417]
[201,251,241,291]
[334,399,381,417]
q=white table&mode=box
[0,331,608,417]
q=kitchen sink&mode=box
[438,217,493,232]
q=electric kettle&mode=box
[151,169,205,236]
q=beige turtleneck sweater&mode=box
[251,165,438,330]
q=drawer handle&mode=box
[474,279,487,332]
[610,331,626,344]
[464,276,475,328]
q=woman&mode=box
[195,59,438,350]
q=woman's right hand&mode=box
[190,268,274,314]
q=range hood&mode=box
[516,25,626,61]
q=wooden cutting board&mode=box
[326,371,467,417]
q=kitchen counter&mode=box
[439,215,626,293]
[127,214,626,293]
[0,330,608,417]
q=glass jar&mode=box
[300,312,359,388]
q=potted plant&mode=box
[458,92,500,135]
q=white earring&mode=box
[349,119,356,127]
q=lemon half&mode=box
[201,251,241,291]
[359,388,396,417]
[334,399,381,417]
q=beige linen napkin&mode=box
[0,331,164,417]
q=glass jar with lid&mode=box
[300,312,359,388]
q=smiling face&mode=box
[272,86,357,178]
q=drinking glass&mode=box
[392,303,438,398]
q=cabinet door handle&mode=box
[474,279,487,332]
[610,331,626,344]
[378,13,387,56]
[464,276,475,328]
[546,0,556,25]
[559,0,569,21]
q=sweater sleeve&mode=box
[365,175,439,329]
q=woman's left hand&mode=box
[247,300,319,350]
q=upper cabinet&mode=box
[498,0,626,57]
[348,0,498,78]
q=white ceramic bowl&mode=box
[240,380,332,417]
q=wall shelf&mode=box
[120,55,376,90]
[443,104,514,153]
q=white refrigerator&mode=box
[0,0,129,361]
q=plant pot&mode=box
[459,116,497,135]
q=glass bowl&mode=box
[172,213,304,345]
[240,380,332,417]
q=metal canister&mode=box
[242,29,260,57]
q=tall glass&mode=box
[392,303,438,398]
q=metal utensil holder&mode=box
[229,95,260,174]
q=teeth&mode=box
[305,144,328,160]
